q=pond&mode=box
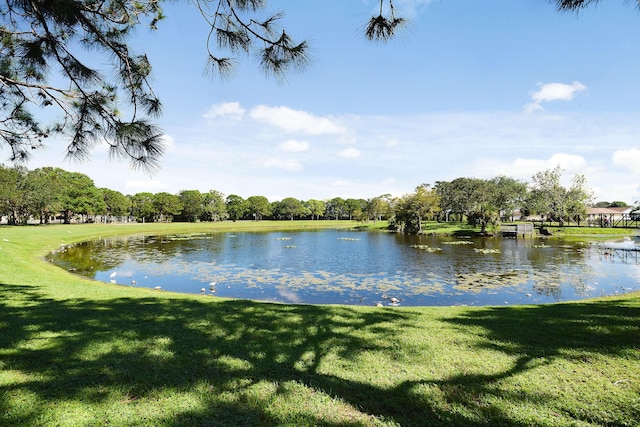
[48,229,640,306]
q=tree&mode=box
[490,176,527,221]
[565,173,593,225]
[57,171,105,223]
[201,190,227,221]
[23,167,65,223]
[552,0,640,12]
[225,194,246,222]
[101,188,131,222]
[0,164,27,224]
[153,192,182,222]
[178,189,203,222]
[609,201,629,208]
[130,192,155,222]
[2,0,402,167]
[466,179,500,235]
[365,196,392,224]
[1,0,164,168]
[325,197,346,220]
[305,199,326,220]
[246,195,272,220]
[526,166,592,226]
[276,197,308,220]
[435,178,484,222]
[344,198,365,221]
[435,176,523,233]
[394,185,440,234]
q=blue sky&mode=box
[20,0,640,204]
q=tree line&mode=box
[0,164,613,233]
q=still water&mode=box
[48,229,640,306]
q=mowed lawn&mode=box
[0,222,639,426]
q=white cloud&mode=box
[471,153,589,181]
[541,153,589,171]
[260,157,303,171]
[279,139,310,153]
[161,134,175,148]
[203,102,245,120]
[381,136,399,147]
[612,148,640,173]
[524,81,587,114]
[249,105,348,135]
[337,148,361,158]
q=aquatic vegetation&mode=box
[442,240,474,245]
[473,248,500,254]
[454,270,528,293]
[410,244,442,252]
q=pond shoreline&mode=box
[47,224,640,307]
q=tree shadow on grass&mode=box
[437,297,640,426]
[1,283,419,426]
[446,298,640,359]
[1,282,639,426]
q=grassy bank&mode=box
[1,222,639,426]
[542,225,639,237]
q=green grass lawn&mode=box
[1,222,639,426]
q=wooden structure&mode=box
[501,223,534,238]
[586,207,640,228]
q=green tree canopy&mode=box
[305,199,326,220]
[394,185,440,234]
[609,201,629,208]
[57,170,104,223]
[435,177,483,222]
[326,197,346,220]
[153,192,183,222]
[101,188,131,220]
[0,164,27,224]
[225,194,246,222]
[246,195,272,220]
[275,197,308,220]
[201,189,227,221]
[23,167,66,224]
[178,189,203,222]
[130,192,155,222]
[526,166,592,225]
[1,0,165,168]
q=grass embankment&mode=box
[542,225,638,237]
[0,222,639,426]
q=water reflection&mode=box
[48,230,640,306]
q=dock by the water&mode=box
[501,223,534,238]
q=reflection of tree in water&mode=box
[525,242,592,299]
[51,234,230,278]
[47,241,119,277]
[530,272,563,299]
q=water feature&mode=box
[48,229,640,306]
